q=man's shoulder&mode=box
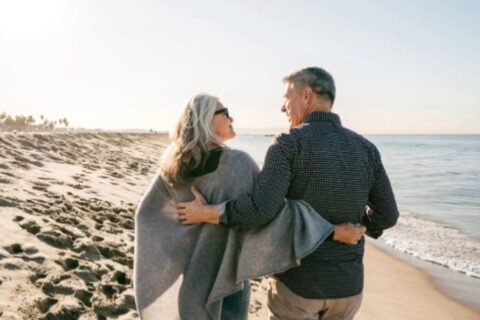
[280,123,376,147]
[342,127,378,151]
[273,126,305,144]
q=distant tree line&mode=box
[0,112,69,132]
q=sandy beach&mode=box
[358,243,480,320]
[0,132,478,319]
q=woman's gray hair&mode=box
[161,93,225,186]
[283,67,336,104]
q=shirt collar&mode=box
[304,112,341,126]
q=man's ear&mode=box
[303,87,313,103]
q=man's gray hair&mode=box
[283,67,336,104]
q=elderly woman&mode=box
[134,94,364,320]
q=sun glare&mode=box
[0,0,65,44]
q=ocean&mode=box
[227,134,480,279]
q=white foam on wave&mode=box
[382,212,480,278]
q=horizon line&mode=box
[2,127,479,136]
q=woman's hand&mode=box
[333,223,366,245]
[177,186,220,225]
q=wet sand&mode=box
[357,243,480,319]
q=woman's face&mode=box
[211,103,235,142]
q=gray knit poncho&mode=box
[134,149,334,320]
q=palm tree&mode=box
[27,115,35,125]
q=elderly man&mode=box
[178,67,398,320]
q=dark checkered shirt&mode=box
[225,112,398,299]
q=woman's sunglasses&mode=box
[214,108,230,118]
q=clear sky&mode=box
[1,0,479,134]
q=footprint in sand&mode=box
[109,271,131,286]
[75,223,89,232]
[32,182,50,191]
[104,214,119,223]
[96,245,132,268]
[0,171,16,178]
[38,297,84,320]
[120,219,134,230]
[70,183,84,190]
[41,280,75,296]
[72,174,84,182]
[91,291,136,318]
[0,311,23,320]
[74,269,100,285]
[72,238,102,261]
[21,255,45,264]
[2,262,22,270]
[0,196,17,207]
[249,299,262,313]
[0,177,11,184]
[13,215,24,222]
[23,246,39,255]
[250,279,260,292]
[36,229,74,249]
[54,215,80,226]
[2,243,45,265]
[62,202,73,211]
[91,235,104,242]
[31,153,44,162]
[19,220,41,234]
[110,171,124,179]
[0,163,10,169]
[112,207,127,215]
[55,257,79,271]
[101,284,116,298]
[29,274,46,288]
[74,288,93,307]
[16,138,36,149]
[3,243,23,254]
[36,296,58,313]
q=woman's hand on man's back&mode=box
[333,223,366,245]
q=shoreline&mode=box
[357,241,480,319]
[368,238,480,312]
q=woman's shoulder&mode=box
[223,148,256,165]
[220,148,259,175]
[148,170,175,194]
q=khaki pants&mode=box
[267,277,363,320]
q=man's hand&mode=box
[177,186,220,225]
[333,223,366,245]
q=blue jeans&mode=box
[221,280,251,320]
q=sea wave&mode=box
[382,212,480,278]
